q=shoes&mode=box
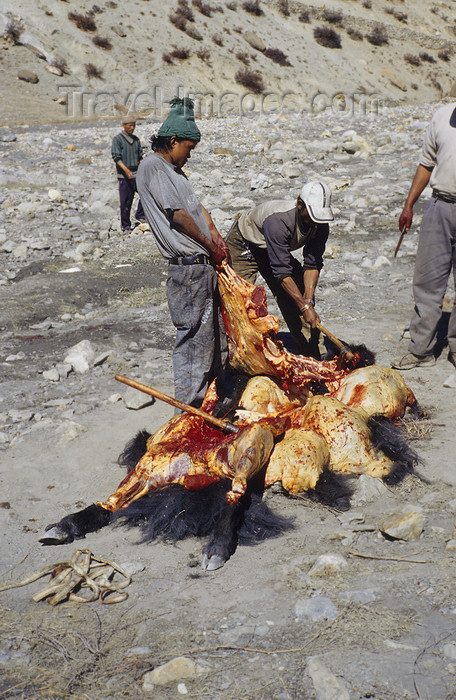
[392,352,436,370]
[135,217,147,224]
[121,226,132,232]
[449,351,456,368]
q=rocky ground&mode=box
[1,100,456,699]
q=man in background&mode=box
[112,115,145,232]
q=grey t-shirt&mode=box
[420,102,456,197]
[136,152,210,259]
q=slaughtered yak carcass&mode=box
[41,265,419,569]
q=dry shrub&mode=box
[363,0,372,7]
[419,51,436,63]
[68,12,97,31]
[313,26,341,49]
[235,68,264,93]
[106,1,117,6]
[385,7,407,23]
[347,27,363,41]
[50,57,68,74]
[366,27,388,46]
[170,13,187,30]
[170,47,191,59]
[193,0,213,16]
[242,0,264,17]
[438,49,451,62]
[196,47,211,60]
[322,9,343,26]
[299,9,310,23]
[212,33,223,46]
[92,35,112,49]
[3,17,24,43]
[85,63,103,78]
[236,50,250,64]
[226,1,237,9]
[163,53,173,63]
[404,53,420,66]
[177,0,195,21]
[89,4,103,14]
[278,0,289,16]
[264,47,292,66]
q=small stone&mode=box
[108,393,122,403]
[445,539,456,552]
[379,506,425,541]
[123,387,154,410]
[213,147,235,156]
[295,597,338,622]
[18,70,39,84]
[142,657,207,690]
[67,144,75,151]
[281,162,301,178]
[46,64,63,76]
[244,31,265,52]
[48,189,63,202]
[351,474,390,505]
[307,656,350,700]
[64,340,95,374]
[308,553,348,577]
[177,683,188,695]
[443,374,456,388]
[442,643,456,661]
[43,367,60,382]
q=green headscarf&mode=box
[157,97,201,142]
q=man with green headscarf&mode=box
[137,97,230,409]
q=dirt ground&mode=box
[1,120,456,698]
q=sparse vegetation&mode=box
[298,9,311,23]
[92,35,112,49]
[366,27,388,46]
[363,0,372,8]
[438,49,451,62]
[196,47,211,60]
[278,0,289,16]
[88,4,103,14]
[384,7,407,23]
[242,1,264,17]
[185,24,203,40]
[235,68,264,93]
[50,57,68,74]
[313,26,342,49]
[236,51,250,64]
[162,52,173,63]
[85,63,103,78]
[264,47,292,66]
[170,47,192,59]
[169,13,187,30]
[176,0,195,21]
[212,33,223,46]
[68,12,97,32]
[419,51,436,63]
[3,17,24,44]
[322,9,343,26]
[347,27,363,41]
[193,0,214,17]
[404,53,420,66]
[106,1,117,7]
[226,1,237,9]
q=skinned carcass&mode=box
[40,266,420,569]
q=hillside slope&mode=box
[1,0,456,125]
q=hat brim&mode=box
[306,204,334,223]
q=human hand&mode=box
[399,206,413,233]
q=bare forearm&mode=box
[303,268,320,301]
[172,209,225,265]
[404,164,432,208]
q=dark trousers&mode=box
[226,220,325,359]
[118,177,145,230]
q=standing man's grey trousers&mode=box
[409,196,456,357]
[167,262,227,409]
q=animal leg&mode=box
[201,497,243,571]
[39,504,112,545]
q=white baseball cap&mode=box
[299,181,334,223]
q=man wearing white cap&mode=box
[225,181,334,359]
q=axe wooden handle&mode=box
[315,322,354,361]
[115,374,239,433]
